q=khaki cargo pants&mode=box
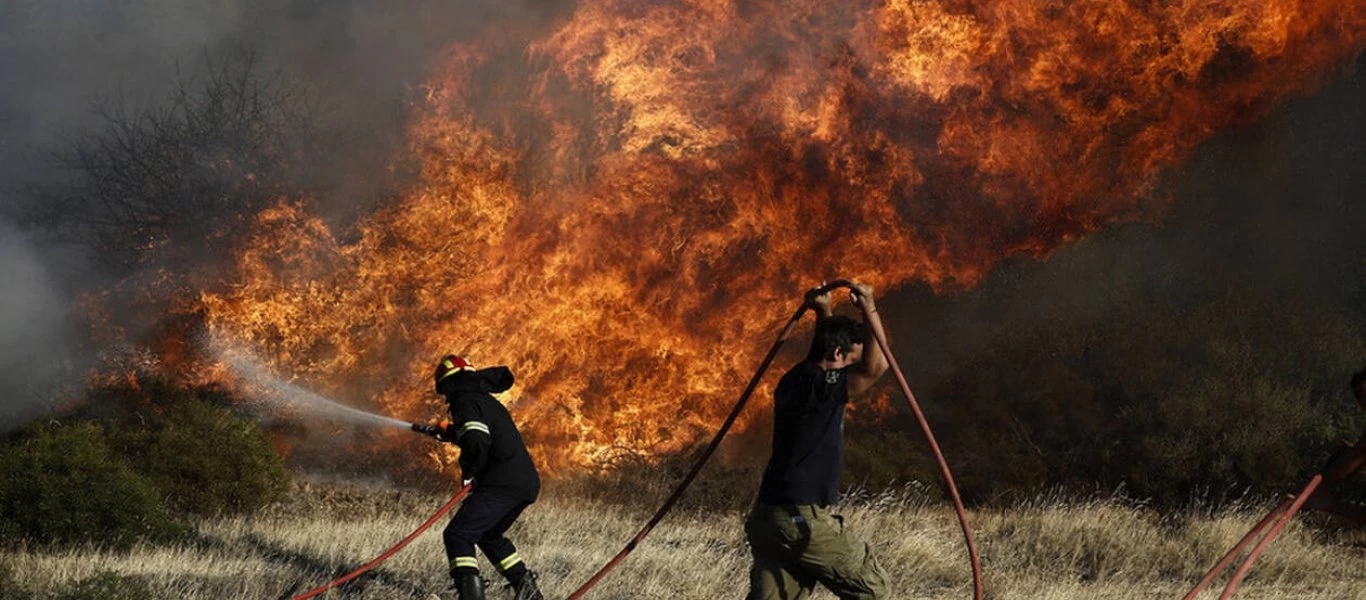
[744,503,890,600]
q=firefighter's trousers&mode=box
[745,503,890,600]
[443,491,531,579]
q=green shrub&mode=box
[79,378,290,515]
[0,422,183,549]
[111,397,290,516]
[54,570,152,600]
[0,380,289,548]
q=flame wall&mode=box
[200,0,1366,470]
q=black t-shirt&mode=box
[757,362,848,507]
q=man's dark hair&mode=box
[806,315,867,362]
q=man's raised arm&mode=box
[848,282,888,396]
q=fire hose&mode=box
[1181,467,1338,599]
[565,280,984,600]
[858,285,985,600]
[286,466,472,600]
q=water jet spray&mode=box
[205,332,413,431]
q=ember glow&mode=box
[198,0,1365,470]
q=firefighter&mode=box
[433,354,543,600]
[745,283,892,600]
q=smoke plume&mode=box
[0,219,81,431]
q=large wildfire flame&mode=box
[198,0,1364,470]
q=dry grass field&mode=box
[4,481,1364,599]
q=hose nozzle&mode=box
[412,421,450,438]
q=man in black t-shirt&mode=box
[433,354,543,600]
[746,283,891,600]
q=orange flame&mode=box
[200,0,1365,470]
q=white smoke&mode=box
[0,219,78,431]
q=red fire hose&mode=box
[566,280,984,599]
[564,296,814,600]
[856,287,985,600]
[1181,475,1323,600]
[1179,499,1291,600]
[287,482,473,600]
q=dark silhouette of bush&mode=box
[0,422,183,549]
[907,287,1366,507]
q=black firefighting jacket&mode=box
[439,367,541,501]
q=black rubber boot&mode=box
[455,572,486,600]
[507,570,544,600]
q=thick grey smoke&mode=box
[0,0,562,431]
[0,218,80,431]
[0,0,567,221]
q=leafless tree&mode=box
[24,49,327,274]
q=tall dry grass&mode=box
[4,482,1363,599]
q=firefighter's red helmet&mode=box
[434,354,475,388]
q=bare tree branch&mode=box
[22,47,332,275]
